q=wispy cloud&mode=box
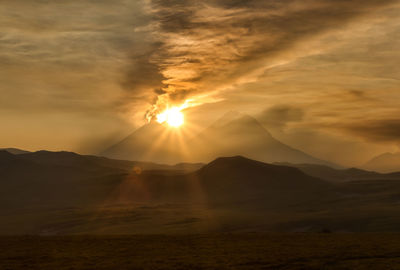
[126,0,397,120]
[1,0,399,162]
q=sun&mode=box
[156,107,184,127]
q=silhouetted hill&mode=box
[363,152,400,173]
[0,151,203,210]
[0,148,30,155]
[195,156,331,206]
[2,151,400,234]
[0,153,330,209]
[275,162,400,182]
[0,150,16,162]
[200,156,328,190]
[0,151,32,170]
[0,152,119,210]
[17,150,202,172]
[116,156,331,206]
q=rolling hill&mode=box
[276,162,400,182]
[0,151,330,208]
[2,151,400,234]
[0,148,30,155]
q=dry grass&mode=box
[1,233,400,270]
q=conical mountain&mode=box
[100,121,187,164]
[190,113,336,166]
[101,112,336,166]
[363,152,400,173]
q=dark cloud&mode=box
[259,105,304,129]
[341,119,400,143]
[127,0,397,120]
[122,45,165,95]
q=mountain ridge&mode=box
[276,162,400,182]
[0,148,30,155]
[363,152,400,173]
[101,112,338,167]
[2,150,400,233]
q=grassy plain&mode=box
[1,233,400,270]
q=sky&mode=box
[1,0,399,166]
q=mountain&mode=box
[363,152,400,173]
[101,112,337,167]
[0,153,330,209]
[0,150,18,164]
[17,150,202,172]
[3,152,400,234]
[276,162,400,182]
[195,156,331,206]
[0,148,30,155]
[190,113,337,167]
[100,122,186,164]
[115,155,331,205]
[0,150,202,210]
[199,156,328,190]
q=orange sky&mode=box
[1,0,399,166]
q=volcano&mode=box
[363,152,400,173]
[101,112,336,166]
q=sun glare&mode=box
[156,107,184,127]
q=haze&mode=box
[3,2,400,268]
[1,0,400,168]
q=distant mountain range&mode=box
[363,152,400,173]
[2,150,400,234]
[190,113,338,167]
[102,113,338,167]
[0,150,202,212]
[0,150,202,174]
[0,148,30,155]
[0,150,327,208]
[276,162,400,182]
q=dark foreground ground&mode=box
[1,234,400,270]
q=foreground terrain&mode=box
[2,150,400,234]
[1,233,400,270]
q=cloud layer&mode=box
[1,0,399,165]
[127,0,398,120]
